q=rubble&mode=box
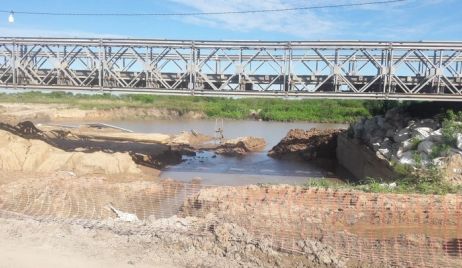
[349,108,439,166]
[347,107,462,184]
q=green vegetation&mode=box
[441,110,462,147]
[304,175,462,195]
[430,143,451,159]
[0,91,374,122]
[6,92,459,123]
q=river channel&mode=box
[91,119,349,186]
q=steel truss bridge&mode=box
[1,37,462,101]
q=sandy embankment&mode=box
[0,103,207,121]
[0,129,146,176]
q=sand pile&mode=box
[0,129,142,175]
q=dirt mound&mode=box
[268,128,343,160]
[216,137,266,156]
[0,129,143,176]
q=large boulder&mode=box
[351,118,366,139]
[393,128,411,143]
[429,129,443,143]
[401,138,416,152]
[413,119,439,130]
[398,151,416,165]
[417,140,434,155]
[412,127,432,140]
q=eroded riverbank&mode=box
[1,111,461,267]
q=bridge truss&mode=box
[0,38,462,100]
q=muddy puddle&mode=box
[45,119,348,185]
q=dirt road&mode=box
[0,236,177,268]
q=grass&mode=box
[0,91,374,122]
[303,177,462,195]
[305,147,462,195]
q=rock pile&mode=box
[349,108,458,170]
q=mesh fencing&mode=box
[0,179,461,268]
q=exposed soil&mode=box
[268,128,343,160]
[2,177,460,267]
[442,154,462,185]
[0,213,345,268]
[0,128,154,176]
[181,185,462,268]
[0,103,207,121]
[0,118,268,172]
[1,104,461,267]
[216,137,266,156]
[0,171,346,268]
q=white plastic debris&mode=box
[379,182,397,189]
[107,203,139,222]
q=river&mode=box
[93,119,349,186]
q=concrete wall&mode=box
[336,133,399,181]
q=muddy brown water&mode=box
[96,120,347,186]
[54,119,350,186]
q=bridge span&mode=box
[0,37,462,101]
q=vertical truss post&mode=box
[437,50,443,94]
[99,39,103,90]
[239,48,243,91]
[144,46,148,88]
[381,49,386,93]
[334,49,339,92]
[188,41,195,92]
[12,38,16,88]
[195,47,200,91]
[286,42,292,93]
[387,43,394,94]
[57,45,62,86]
